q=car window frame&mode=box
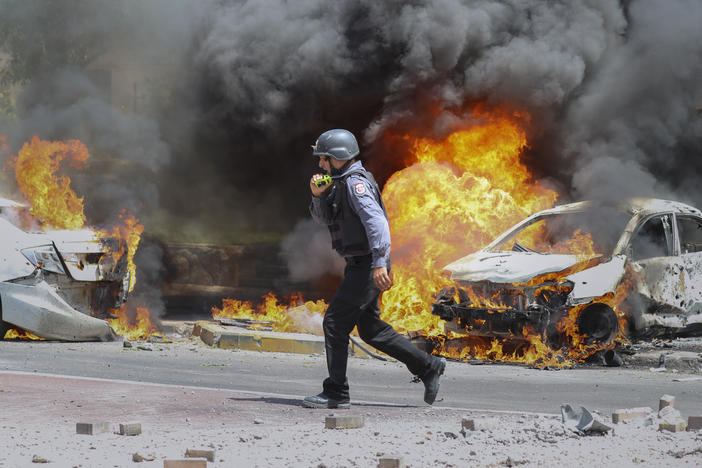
[674,213,702,255]
[628,212,678,260]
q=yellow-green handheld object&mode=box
[314,174,332,187]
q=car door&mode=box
[675,214,702,316]
[627,213,684,314]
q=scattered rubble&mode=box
[560,405,611,434]
[325,415,365,429]
[118,422,141,436]
[163,460,207,468]
[611,407,653,423]
[76,422,110,435]
[185,449,216,462]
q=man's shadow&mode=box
[228,396,419,408]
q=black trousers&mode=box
[322,254,433,401]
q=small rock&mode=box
[31,455,49,463]
[253,419,263,425]
[132,453,155,462]
[123,340,133,348]
[137,343,153,351]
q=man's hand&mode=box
[310,174,333,197]
[373,266,393,291]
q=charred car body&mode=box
[432,199,702,347]
[0,198,129,341]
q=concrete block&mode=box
[659,420,687,433]
[378,456,404,468]
[659,394,675,410]
[325,415,364,429]
[163,460,207,468]
[659,406,682,420]
[119,423,142,436]
[462,417,498,431]
[611,407,653,423]
[185,449,216,462]
[687,416,702,431]
[76,422,111,435]
[191,323,202,337]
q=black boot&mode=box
[302,392,351,409]
[421,357,446,405]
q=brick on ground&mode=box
[659,420,687,433]
[687,416,702,431]
[163,460,207,468]
[325,415,364,429]
[185,449,216,462]
[378,456,404,468]
[611,407,653,423]
[76,422,111,435]
[462,417,498,431]
[119,423,141,436]
[659,394,675,410]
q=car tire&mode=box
[575,303,619,345]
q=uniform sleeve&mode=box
[346,176,391,268]
[309,187,336,225]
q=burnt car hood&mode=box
[443,251,584,284]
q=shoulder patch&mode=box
[353,181,366,195]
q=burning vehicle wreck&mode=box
[432,199,702,351]
[0,198,129,341]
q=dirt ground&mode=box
[1,370,701,468]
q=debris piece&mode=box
[672,376,702,382]
[658,406,682,420]
[31,455,49,463]
[185,449,216,462]
[123,340,133,348]
[76,422,111,435]
[378,456,404,468]
[561,405,611,434]
[659,420,687,432]
[192,324,202,337]
[687,416,702,431]
[163,460,207,468]
[137,343,154,351]
[149,335,165,343]
[119,422,142,436]
[603,349,623,367]
[462,417,498,431]
[133,453,155,462]
[659,394,675,410]
[325,415,364,429]
[253,419,263,424]
[612,407,653,423]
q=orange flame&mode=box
[380,108,557,337]
[213,293,328,335]
[6,135,155,340]
[108,305,162,341]
[3,328,45,340]
[10,136,88,230]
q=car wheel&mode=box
[575,303,619,345]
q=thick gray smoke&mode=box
[2,0,701,288]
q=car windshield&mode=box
[488,208,631,256]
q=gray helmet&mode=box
[311,129,359,161]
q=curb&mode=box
[192,321,383,359]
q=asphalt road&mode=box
[1,339,701,416]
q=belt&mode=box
[344,254,372,266]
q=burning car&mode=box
[431,198,702,349]
[0,198,129,341]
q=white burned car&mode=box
[0,198,128,341]
[432,198,702,347]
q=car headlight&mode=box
[21,244,67,275]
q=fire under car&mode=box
[0,198,129,341]
[432,198,702,348]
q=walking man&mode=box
[303,129,446,409]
